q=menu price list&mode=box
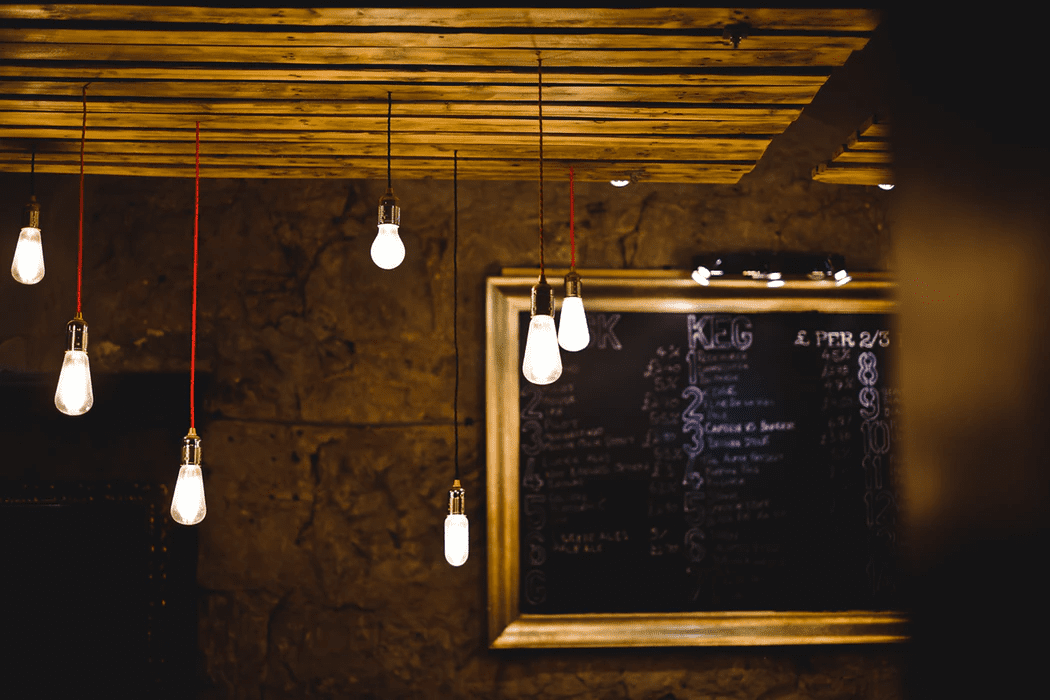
[518,310,899,615]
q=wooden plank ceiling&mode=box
[0,5,879,182]
[812,115,891,186]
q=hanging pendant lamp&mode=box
[12,147,45,285]
[55,86,93,416]
[171,121,207,526]
[444,150,469,567]
[521,56,563,386]
[558,167,589,352]
[372,92,405,269]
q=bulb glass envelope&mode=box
[445,480,468,566]
[372,188,405,269]
[522,280,562,385]
[171,430,207,525]
[55,316,93,415]
[558,271,590,352]
[12,196,45,284]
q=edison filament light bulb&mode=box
[557,270,589,352]
[171,429,207,526]
[371,188,405,269]
[55,315,93,415]
[444,480,469,566]
[522,279,562,385]
[12,195,44,284]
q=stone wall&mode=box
[0,170,900,699]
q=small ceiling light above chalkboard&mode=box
[11,147,45,285]
[558,168,590,352]
[691,257,725,286]
[522,56,563,386]
[371,93,406,270]
[444,151,469,567]
[691,252,854,287]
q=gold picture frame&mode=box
[485,269,907,648]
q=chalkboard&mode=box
[487,273,906,647]
[518,309,899,614]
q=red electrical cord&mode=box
[190,121,200,429]
[569,167,575,270]
[77,85,86,315]
[537,56,544,279]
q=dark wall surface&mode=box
[0,168,900,698]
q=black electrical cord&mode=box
[453,150,460,480]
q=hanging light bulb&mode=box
[171,429,206,525]
[523,57,562,385]
[372,92,405,269]
[443,150,470,566]
[54,315,93,415]
[444,479,469,566]
[559,271,589,352]
[524,278,562,384]
[172,121,208,527]
[12,195,45,284]
[13,149,44,284]
[558,169,589,352]
[372,188,404,269]
[56,86,93,416]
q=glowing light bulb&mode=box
[171,429,206,525]
[54,316,93,415]
[444,480,468,566]
[523,280,562,385]
[691,266,711,286]
[766,272,785,288]
[372,188,404,269]
[558,271,589,352]
[834,269,852,286]
[610,179,630,188]
[12,195,44,284]
[878,183,895,191]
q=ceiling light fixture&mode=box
[522,56,563,386]
[11,147,45,285]
[878,183,895,191]
[558,167,589,352]
[445,150,469,567]
[55,85,93,416]
[171,121,207,527]
[691,257,724,286]
[610,179,630,188]
[371,92,405,270]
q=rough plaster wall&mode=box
[0,171,898,699]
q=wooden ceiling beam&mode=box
[0,6,880,32]
[0,44,858,69]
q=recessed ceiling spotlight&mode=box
[878,183,895,191]
[610,179,630,187]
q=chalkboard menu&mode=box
[487,273,907,648]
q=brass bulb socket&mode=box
[181,429,202,466]
[531,281,554,317]
[22,195,40,229]
[448,479,465,515]
[378,187,401,226]
[563,270,582,298]
[65,316,88,352]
